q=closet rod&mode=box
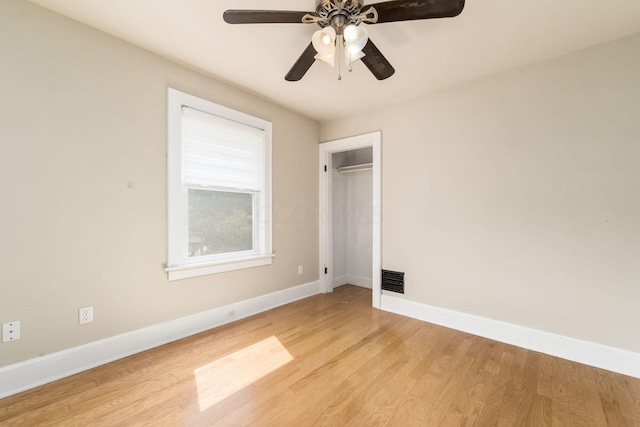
[337,163,373,173]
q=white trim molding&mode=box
[333,276,372,289]
[333,275,349,288]
[347,276,372,289]
[165,254,275,281]
[381,294,640,379]
[319,131,381,308]
[0,281,321,399]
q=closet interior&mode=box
[331,147,373,289]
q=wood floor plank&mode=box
[607,371,640,422]
[626,376,640,415]
[426,339,496,426]
[526,394,553,426]
[212,308,406,426]
[344,326,456,427]
[538,348,555,399]
[291,321,421,426]
[1,285,639,426]
[112,402,183,427]
[47,373,180,426]
[474,348,516,426]
[594,368,628,426]
[552,398,571,427]
[0,400,71,426]
[378,352,451,426]
[323,328,436,426]
[496,346,530,426]
[580,364,610,426]
[410,347,478,426]
[452,341,507,426]
[310,318,437,426]
[416,354,475,426]
[549,357,572,426]
[564,358,590,426]
[259,317,415,426]
[355,335,458,427]
[551,356,570,404]
[0,375,96,421]
[514,349,541,426]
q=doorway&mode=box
[319,131,381,308]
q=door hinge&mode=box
[324,165,327,172]
[324,267,328,274]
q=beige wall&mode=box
[2,0,639,369]
[0,0,319,367]
[321,33,640,353]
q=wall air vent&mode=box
[382,269,404,294]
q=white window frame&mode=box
[165,88,273,281]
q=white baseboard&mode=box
[381,294,640,379]
[333,275,349,288]
[347,275,372,289]
[0,281,321,399]
[333,275,372,289]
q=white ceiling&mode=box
[28,0,640,122]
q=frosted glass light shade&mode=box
[315,52,336,67]
[312,26,336,56]
[345,49,365,64]
[344,24,368,53]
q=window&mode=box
[166,89,272,280]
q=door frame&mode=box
[319,131,381,309]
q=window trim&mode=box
[166,88,273,281]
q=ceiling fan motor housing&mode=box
[315,0,365,22]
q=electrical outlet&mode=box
[298,265,304,275]
[79,306,93,325]
[2,321,21,342]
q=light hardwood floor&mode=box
[1,285,639,426]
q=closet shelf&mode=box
[337,163,373,173]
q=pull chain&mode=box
[347,37,353,73]
[338,35,342,80]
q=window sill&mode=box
[165,254,275,281]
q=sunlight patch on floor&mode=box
[194,336,293,411]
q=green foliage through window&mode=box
[188,189,253,257]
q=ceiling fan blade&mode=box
[361,39,395,80]
[285,43,317,81]
[223,10,313,24]
[368,0,465,24]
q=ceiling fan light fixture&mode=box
[343,24,368,53]
[224,0,466,81]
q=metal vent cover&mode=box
[382,269,404,294]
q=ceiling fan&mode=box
[223,0,466,82]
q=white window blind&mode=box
[181,106,266,192]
